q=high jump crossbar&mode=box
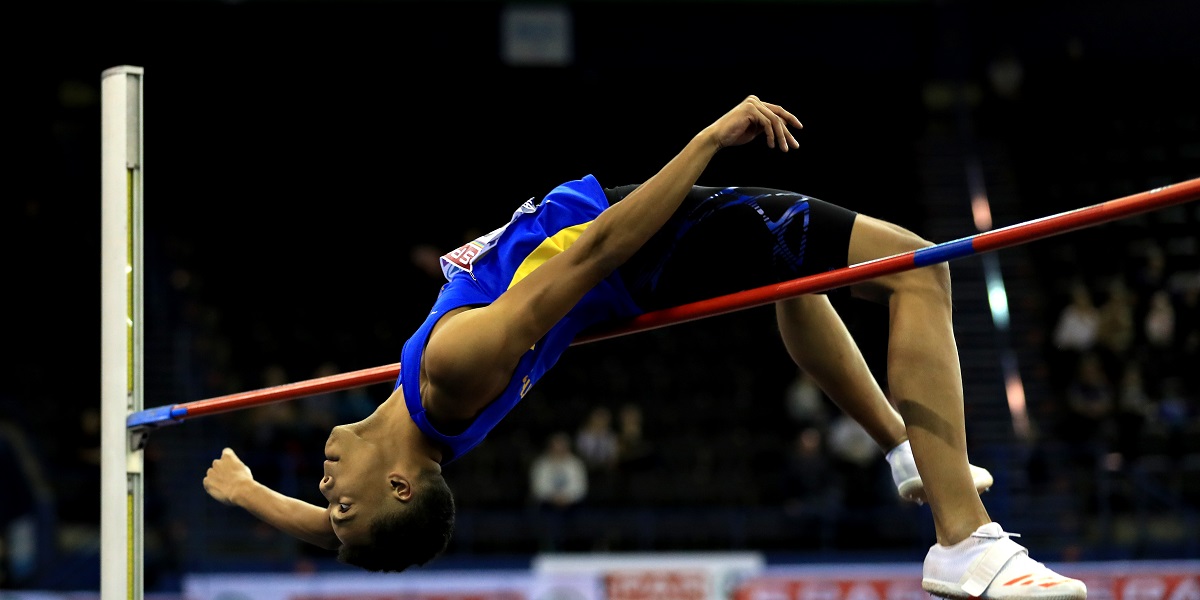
[126,176,1200,431]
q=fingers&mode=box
[740,96,773,149]
[765,101,803,130]
[753,99,781,150]
[744,95,800,152]
[204,455,235,504]
[203,468,216,496]
[764,102,803,149]
[208,448,239,473]
[219,447,243,466]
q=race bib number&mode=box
[440,198,537,279]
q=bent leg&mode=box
[775,294,906,451]
[847,214,990,545]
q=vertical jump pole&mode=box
[101,65,144,600]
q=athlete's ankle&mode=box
[936,518,992,546]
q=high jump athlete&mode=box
[203,95,1085,600]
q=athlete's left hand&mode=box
[203,447,256,507]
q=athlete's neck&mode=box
[351,387,444,467]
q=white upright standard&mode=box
[101,65,145,600]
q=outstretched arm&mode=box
[203,448,341,551]
[424,95,803,412]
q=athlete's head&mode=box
[320,424,455,572]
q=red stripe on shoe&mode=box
[1004,575,1034,586]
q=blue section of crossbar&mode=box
[126,404,185,428]
[913,237,977,267]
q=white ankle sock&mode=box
[886,439,918,486]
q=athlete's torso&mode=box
[397,174,641,463]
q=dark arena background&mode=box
[4,0,1199,598]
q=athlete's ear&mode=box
[388,473,413,502]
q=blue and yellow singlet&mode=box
[397,175,640,463]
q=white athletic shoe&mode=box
[922,522,1087,600]
[887,440,994,504]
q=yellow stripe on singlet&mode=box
[507,221,593,290]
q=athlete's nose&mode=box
[319,475,333,498]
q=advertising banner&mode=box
[533,551,765,600]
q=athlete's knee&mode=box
[902,252,952,302]
[916,259,953,299]
[884,231,952,300]
[849,216,952,304]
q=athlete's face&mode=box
[319,424,409,545]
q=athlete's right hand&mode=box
[704,95,802,152]
[203,447,255,506]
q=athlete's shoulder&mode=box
[546,174,604,195]
[540,175,609,214]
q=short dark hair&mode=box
[336,470,455,572]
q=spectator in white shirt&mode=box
[1053,282,1100,352]
[530,432,588,510]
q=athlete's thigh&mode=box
[613,185,858,312]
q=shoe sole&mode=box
[899,466,995,504]
[923,579,1087,600]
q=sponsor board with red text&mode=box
[604,570,710,600]
[534,552,764,600]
